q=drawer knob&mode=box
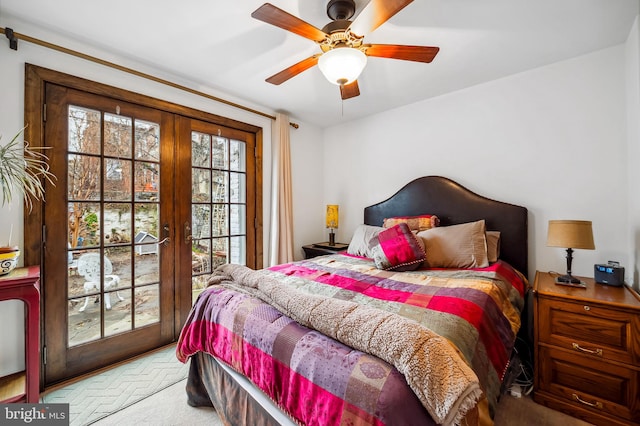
[572,342,603,356]
[583,305,590,311]
[572,393,603,410]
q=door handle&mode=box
[160,224,170,246]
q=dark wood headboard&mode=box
[364,176,528,276]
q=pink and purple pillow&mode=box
[371,223,426,271]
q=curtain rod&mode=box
[1,27,299,129]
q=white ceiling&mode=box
[1,0,638,128]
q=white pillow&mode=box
[347,224,384,258]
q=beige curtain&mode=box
[269,113,294,266]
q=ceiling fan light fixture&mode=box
[318,47,367,86]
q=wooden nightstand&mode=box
[302,243,349,259]
[533,271,640,425]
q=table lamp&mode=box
[326,205,339,246]
[546,220,595,287]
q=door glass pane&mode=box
[212,136,227,169]
[192,239,211,275]
[135,284,160,327]
[230,204,246,235]
[135,120,160,162]
[135,161,159,201]
[108,246,132,288]
[211,204,228,237]
[104,159,132,201]
[69,203,101,249]
[230,236,246,265]
[135,204,160,239]
[212,171,228,203]
[68,106,101,155]
[192,205,211,239]
[192,133,210,168]
[230,172,245,203]
[68,296,100,346]
[135,251,159,286]
[68,154,101,201]
[105,289,132,337]
[230,139,246,172]
[104,113,132,157]
[212,238,228,268]
[104,203,132,245]
[192,169,211,203]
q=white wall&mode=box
[627,16,640,292]
[0,17,322,376]
[288,125,325,260]
[323,45,629,285]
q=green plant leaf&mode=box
[0,127,56,211]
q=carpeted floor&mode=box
[494,394,592,425]
[41,345,190,425]
[96,380,592,426]
[91,378,217,426]
[41,344,592,426]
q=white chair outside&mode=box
[77,253,124,312]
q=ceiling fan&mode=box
[251,0,439,100]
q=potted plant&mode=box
[0,127,55,275]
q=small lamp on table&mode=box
[326,205,339,246]
[546,220,595,288]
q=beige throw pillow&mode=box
[486,231,501,263]
[417,220,489,269]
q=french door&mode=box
[26,65,262,387]
[42,84,177,384]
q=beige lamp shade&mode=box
[546,220,595,249]
[326,205,339,229]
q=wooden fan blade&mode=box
[265,55,320,85]
[348,0,413,36]
[364,44,439,63]
[340,81,360,100]
[252,3,328,42]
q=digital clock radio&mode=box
[594,262,625,287]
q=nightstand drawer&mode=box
[537,346,640,423]
[538,297,639,364]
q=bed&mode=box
[177,176,529,426]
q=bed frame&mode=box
[364,176,528,277]
[185,175,529,425]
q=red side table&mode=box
[0,266,40,403]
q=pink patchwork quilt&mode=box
[177,255,527,425]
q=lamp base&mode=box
[554,274,587,288]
